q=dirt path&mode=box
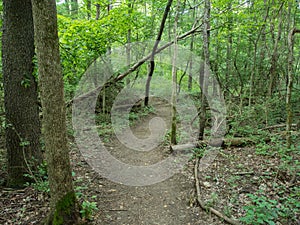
[80,98,215,224]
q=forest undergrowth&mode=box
[0,95,299,225]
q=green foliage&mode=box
[129,106,154,122]
[80,199,98,221]
[24,162,50,193]
[192,147,206,158]
[240,194,282,225]
[240,193,300,225]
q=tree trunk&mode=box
[95,4,100,20]
[144,0,173,106]
[2,0,41,187]
[86,0,91,20]
[268,4,283,97]
[286,28,300,148]
[199,0,210,141]
[170,0,180,145]
[31,0,79,224]
[225,2,232,99]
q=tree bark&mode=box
[144,0,173,106]
[199,0,210,141]
[170,0,180,145]
[286,28,300,148]
[268,3,283,96]
[31,0,79,224]
[2,0,41,187]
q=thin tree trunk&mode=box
[2,0,41,187]
[188,0,196,91]
[95,4,100,20]
[249,43,257,106]
[268,3,283,96]
[199,0,210,141]
[144,0,173,106]
[87,0,91,20]
[126,1,134,85]
[31,0,79,224]
[225,3,232,99]
[286,28,300,148]
[170,0,180,145]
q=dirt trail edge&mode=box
[72,97,223,225]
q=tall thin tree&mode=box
[144,0,173,106]
[170,0,180,145]
[31,0,79,223]
[199,0,210,140]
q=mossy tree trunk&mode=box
[2,0,41,187]
[31,0,80,224]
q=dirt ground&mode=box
[0,97,299,224]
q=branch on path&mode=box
[262,123,297,130]
[194,157,241,225]
[170,137,260,151]
[72,25,202,103]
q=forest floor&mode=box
[0,97,299,225]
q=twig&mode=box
[108,209,128,211]
[194,157,241,225]
[232,171,254,176]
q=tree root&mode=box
[194,157,241,225]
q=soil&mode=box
[0,97,299,225]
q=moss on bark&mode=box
[52,191,78,225]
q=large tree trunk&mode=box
[31,0,79,224]
[2,0,41,187]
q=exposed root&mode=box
[194,157,241,225]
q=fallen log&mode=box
[170,137,256,151]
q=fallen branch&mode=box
[73,25,202,103]
[232,171,255,176]
[262,124,297,130]
[194,157,241,225]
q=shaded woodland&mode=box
[0,0,299,224]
